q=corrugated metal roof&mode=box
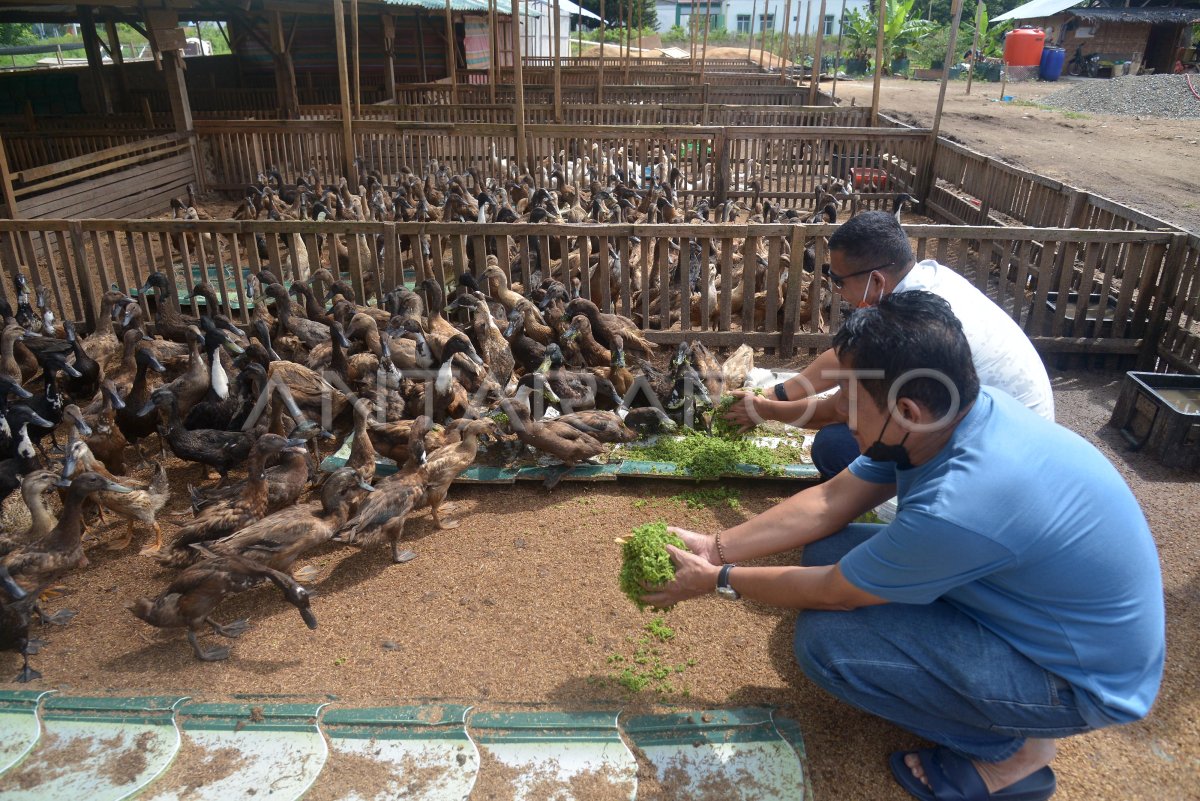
[384,0,530,15]
[994,0,1081,23]
[1070,7,1200,24]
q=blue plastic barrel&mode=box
[1040,46,1066,81]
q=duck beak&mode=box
[61,362,82,378]
[223,339,245,355]
[299,606,318,630]
[335,328,351,349]
[613,349,626,369]
[137,400,158,417]
[149,356,167,373]
[536,355,551,374]
[284,437,308,449]
[562,325,579,342]
[104,480,134,494]
[27,411,53,429]
[357,480,375,493]
[108,392,126,410]
[71,416,93,437]
[55,478,72,488]
[10,384,32,400]
[62,451,77,478]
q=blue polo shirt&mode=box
[841,388,1164,728]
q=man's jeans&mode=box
[811,423,861,480]
[794,525,1093,762]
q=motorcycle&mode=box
[1066,47,1101,78]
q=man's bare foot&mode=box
[905,739,1056,795]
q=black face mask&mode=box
[862,414,913,470]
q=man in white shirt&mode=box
[724,211,1054,477]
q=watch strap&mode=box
[773,382,789,402]
[718,563,735,589]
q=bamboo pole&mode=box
[332,0,355,182]
[809,0,828,103]
[416,12,428,83]
[637,0,643,65]
[599,0,606,102]
[445,0,459,103]
[689,3,698,69]
[0,134,22,220]
[747,0,757,64]
[489,0,498,103]
[700,0,713,81]
[919,0,964,201]
[350,0,361,115]
[512,0,527,169]
[965,0,983,95]
[761,1,772,71]
[870,0,886,125]
[830,0,846,101]
[778,0,792,83]
[802,0,812,76]
[552,0,562,120]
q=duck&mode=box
[141,387,263,483]
[538,343,623,412]
[4,469,61,546]
[0,565,39,681]
[11,350,80,457]
[213,467,371,579]
[156,433,302,568]
[0,418,42,504]
[141,271,199,343]
[265,357,351,432]
[114,349,168,463]
[61,439,170,554]
[333,465,424,564]
[264,282,330,350]
[0,324,24,385]
[553,409,638,445]
[187,434,313,515]
[128,544,317,662]
[561,313,612,368]
[185,359,266,434]
[366,414,446,466]
[452,294,514,386]
[419,278,483,365]
[0,381,38,457]
[564,297,653,360]
[80,381,129,475]
[345,400,378,484]
[411,417,494,530]
[60,321,101,403]
[4,471,132,622]
[501,375,606,488]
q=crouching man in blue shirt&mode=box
[643,290,1164,801]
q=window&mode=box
[760,13,775,31]
[824,14,834,35]
[737,14,752,33]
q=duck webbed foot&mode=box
[206,617,251,638]
[35,605,77,626]
[15,653,41,683]
[542,465,571,489]
[188,629,232,661]
[432,502,460,530]
[292,565,321,584]
[390,545,418,565]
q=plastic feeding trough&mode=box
[0,691,814,800]
[1110,372,1200,470]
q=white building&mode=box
[518,0,603,58]
[654,0,869,36]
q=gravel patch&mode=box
[1042,74,1200,119]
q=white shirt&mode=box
[894,260,1055,421]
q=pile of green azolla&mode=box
[625,430,805,480]
[619,521,685,609]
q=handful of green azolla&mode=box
[619,521,687,609]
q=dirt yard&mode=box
[833,75,1200,235]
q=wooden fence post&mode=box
[67,220,98,332]
[1137,231,1188,370]
[333,0,356,183]
[713,129,730,204]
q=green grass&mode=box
[671,486,741,510]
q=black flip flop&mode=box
[889,747,1056,801]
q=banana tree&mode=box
[885,0,938,62]
[960,4,1012,59]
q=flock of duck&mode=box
[0,246,760,680]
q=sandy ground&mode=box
[832,75,1200,235]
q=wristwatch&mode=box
[716,564,740,601]
[773,383,789,402]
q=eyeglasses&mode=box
[822,261,895,290]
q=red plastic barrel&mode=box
[1004,27,1046,67]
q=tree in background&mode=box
[577,0,657,32]
[0,24,35,47]
[844,0,937,69]
[912,0,1028,27]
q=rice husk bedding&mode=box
[151,740,247,798]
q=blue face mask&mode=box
[862,413,913,470]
